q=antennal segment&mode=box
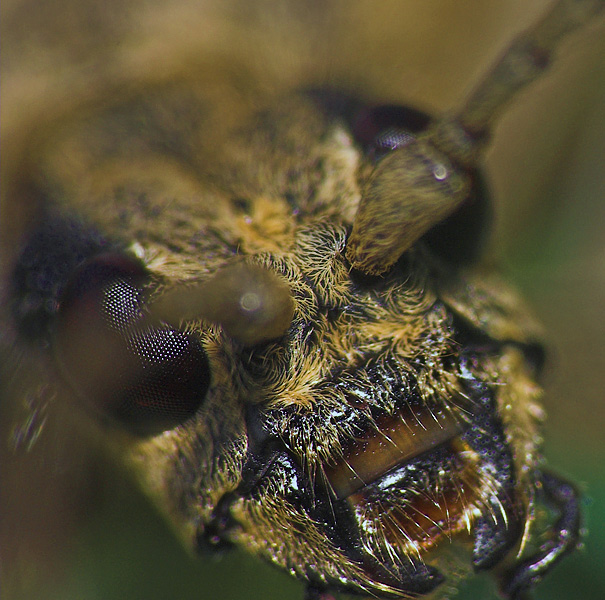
[432,0,605,165]
[148,263,295,347]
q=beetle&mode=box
[1,1,603,599]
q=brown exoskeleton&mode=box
[2,1,603,599]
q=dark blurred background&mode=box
[2,1,604,599]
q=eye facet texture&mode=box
[353,104,432,159]
[55,254,210,436]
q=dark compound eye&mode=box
[352,104,432,159]
[55,253,210,436]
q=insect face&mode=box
[2,1,602,599]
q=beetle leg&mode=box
[471,495,521,572]
[460,361,522,570]
[500,471,581,600]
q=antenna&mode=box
[347,0,605,275]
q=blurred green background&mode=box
[2,2,604,599]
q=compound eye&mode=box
[353,104,432,159]
[55,253,210,436]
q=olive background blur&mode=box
[1,1,604,599]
